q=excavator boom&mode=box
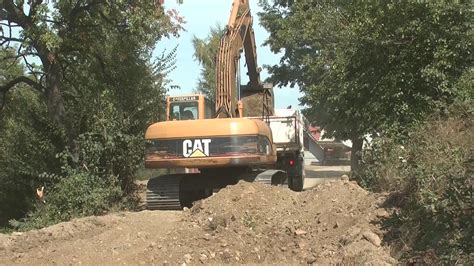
[215,0,272,118]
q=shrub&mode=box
[402,111,472,260]
[356,137,407,192]
[10,170,122,231]
[358,107,473,262]
[5,90,146,230]
[0,88,64,227]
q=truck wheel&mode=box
[290,175,304,192]
[288,172,304,191]
[286,176,293,189]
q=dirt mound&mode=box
[0,211,181,265]
[0,180,396,265]
[166,180,396,264]
[0,215,120,252]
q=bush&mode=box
[0,88,64,227]
[402,111,472,260]
[358,108,473,262]
[7,130,144,231]
[356,137,407,192]
[5,90,144,230]
[10,170,121,231]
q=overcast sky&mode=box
[155,0,303,109]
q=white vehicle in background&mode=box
[263,109,352,190]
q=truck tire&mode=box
[289,175,304,192]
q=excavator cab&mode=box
[166,95,215,121]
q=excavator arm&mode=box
[215,0,272,118]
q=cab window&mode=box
[170,102,198,120]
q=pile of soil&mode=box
[168,180,396,265]
[0,180,396,265]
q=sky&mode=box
[155,0,303,109]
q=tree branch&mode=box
[92,52,108,77]
[19,52,40,77]
[68,0,101,26]
[2,0,31,28]
[28,0,44,18]
[0,76,44,93]
[0,22,20,27]
[0,36,26,45]
[2,44,24,72]
[0,76,45,109]
[1,51,39,60]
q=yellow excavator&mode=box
[145,0,300,210]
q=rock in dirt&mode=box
[208,215,227,230]
[307,254,317,264]
[340,174,350,181]
[340,227,362,245]
[183,253,192,263]
[199,253,208,263]
[363,231,382,247]
[376,209,390,218]
[295,229,307,236]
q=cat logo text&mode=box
[182,139,211,158]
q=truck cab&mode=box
[166,94,215,121]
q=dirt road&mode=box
[0,177,396,265]
[304,165,350,189]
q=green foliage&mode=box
[454,68,474,106]
[154,45,179,91]
[0,87,63,226]
[0,47,63,226]
[0,48,24,106]
[2,86,148,230]
[2,0,180,127]
[259,1,473,141]
[192,24,225,99]
[10,170,121,231]
[358,106,473,261]
[356,137,406,192]
[46,171,120,220]
[403,111,472,258]
[66,91,145,192]
[0,1,180,230]
[260,0,473,260]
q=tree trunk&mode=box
[45,60,66,128]
[350,137,364,175]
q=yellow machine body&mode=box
[147,94,276,169]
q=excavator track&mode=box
[252,169,287,186]
[147,170,288,210]
[253,172,272,185]
[146,174,183,210]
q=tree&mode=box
[0,2,182,228]
[192,23,224,100]
[0,1,178,132]
[259,0,473,172]
[0,47,62,226]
